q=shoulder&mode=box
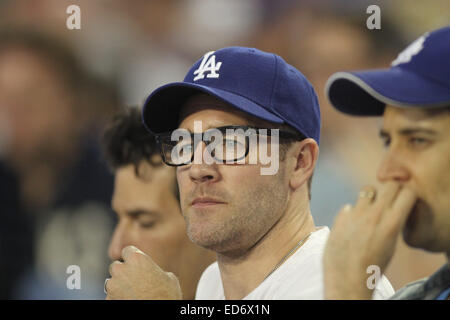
[252,227,331,299]
[389,278,428,300]
[390,264,450,300]
[195,262,223,300]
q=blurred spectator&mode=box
[0,161,32,299]
[0,27,119,299]
[102,106,216,299]
[248,5,393,226]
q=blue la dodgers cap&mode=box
[326,26,450,116]
[142,47,321,144]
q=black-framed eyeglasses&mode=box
[155,125,303,167]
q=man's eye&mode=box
[182,144,192,152]
[382,138,391,148]
[409,137,430,147]
[175,143,192,153]
[138,220,156,229]
[225,140,237,148]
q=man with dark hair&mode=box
[104,47,394,300]
[102,106,215,300]
[324,26,450,300]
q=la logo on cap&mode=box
[391,33,429,66]
[193,51,222,81]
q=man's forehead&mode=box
[115,162,174,190]
[382,105,450,131]
[112,163,175,210]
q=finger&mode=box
[109,260,123,277]
[340,203,352,216]
[382,187,417,232]
[121,245,146,262]
[354,185,377,210]
[332,204,352,227]
[374,181,401,208]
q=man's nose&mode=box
[108,222,129,261]
[189,141,220,184]
[377,150,410,183]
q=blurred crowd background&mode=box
[0,0,448,299]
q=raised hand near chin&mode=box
[323,182,417,299]
[105,245,182,300]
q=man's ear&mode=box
[289,138,319,190]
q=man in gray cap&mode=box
[324,26,450,300]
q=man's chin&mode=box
[186,218,224,249]
[402,200,434,249]
[186,219,246,254]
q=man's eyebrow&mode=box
[379,127,437,138]
[126,209,160,218]
[398,128,437,135]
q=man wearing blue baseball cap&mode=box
[324,26,450,300]
[104,46,394,300]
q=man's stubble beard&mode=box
[183,170,288,256]
[403,199,443,252]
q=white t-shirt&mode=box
[195,227,394,299]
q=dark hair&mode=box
[102,106,180,200]
[102,106,159,172]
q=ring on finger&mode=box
[104,278,110,294]
[359,190,376,199]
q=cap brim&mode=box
[142,82,284,134]
[325,67,450,116]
